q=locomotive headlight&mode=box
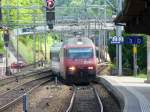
[68,66,76,71]
[88,66,94,70]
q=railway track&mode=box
[66,85,103,112]
[0,67,51,86]
[0,74,53,111]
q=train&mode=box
[50,37,97,83]
[50,42,62,75]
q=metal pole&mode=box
[104,30,106,61]
[5,0,9,75]
[23,94,29,112]
[105,31,108,61]
[88,19,90,38]
[5,45,8,75]
[133,44,137,76]
[147,35,150,81]
[104,1,107,61]
[44,31,47,62]
[116,42,119,69]
[39,34,42,61]
[116,0,123,76]
[102,30,104,61]
[55,76,58,86]
[100,24,103,60]
[17,1,19,72]
[44,1,47,63]
[98,22,101,61]
[33,13,36,67]
[6,0,9,26]
[98,6,102,61]
[38,35,40,61]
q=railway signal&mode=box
[46,0,55,9]
[46,0,55,29]
[3,30,10,47]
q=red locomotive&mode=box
[59,37,97,83]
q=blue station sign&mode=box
[110,36,124,44]
[124,36,144,44]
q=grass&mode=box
[135,73,147,79]
[0,32,5,54]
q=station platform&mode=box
[98,76,150,112]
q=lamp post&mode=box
[116,0,123,76]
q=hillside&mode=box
[11,34,54,63]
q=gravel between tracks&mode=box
[3,81,72,112]
[29,82,72,112]
[0,76,50,112]
[94,84,121,112]
[0,76,120,112]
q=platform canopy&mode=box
[114,0,150,34]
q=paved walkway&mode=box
[99,76,150,112]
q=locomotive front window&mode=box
[66,48,93,59]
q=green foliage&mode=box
[0,32,5,54]
[1,0,116,28]
[108,32,147,73]
[135,73,147,79]
[18,36,28,45]
[70,0,84,6]
[2,0,44,28]
[137,35,147,70]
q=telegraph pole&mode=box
[33,13,36,67]
[116,0,123,75]
[44,8,47,62]
[17,1,19,71]
[44,32,47,61]
[104,1,107,61]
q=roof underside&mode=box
[114,0,150,34]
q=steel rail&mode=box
[0,73,50,96]
[93,86,104,112]
[0,67,51,86]
[66,85,103,112]
[66,86,76,112]
[0,76,53,111]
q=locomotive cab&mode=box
[60,38,97,83]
